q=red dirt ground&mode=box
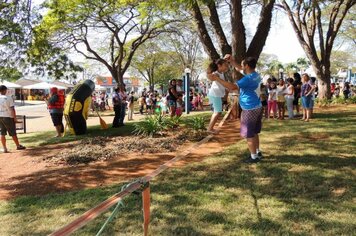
[0,119,241,200]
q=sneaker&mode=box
[243,156,260,163]
[257,151,263,159]
[16,145,26,150]
[2,148,9,153]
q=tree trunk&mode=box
[313,65,331,99]
[191,0,220,60]
[246,0,275,60]
[207,1,231,55]
[231,0,246,63]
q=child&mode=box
[267,82,277,119]
[301,74,312,122]
[176,94,183,117]
[260,83,268,119]
[276,79,286,120]
[285,78,295,119]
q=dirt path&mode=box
[0,119,241,200]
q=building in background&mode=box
[95,76,141,94]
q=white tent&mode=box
[95,84,107,91]
[1,80,22,88]
[23,82,67,90]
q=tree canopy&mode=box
[31,0,180,85]
[280,0,355,98]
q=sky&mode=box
[263,12,306,63]
[32,0,307,78]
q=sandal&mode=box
[16,145,26,150]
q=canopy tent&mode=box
[1,80,22,88]
[94,84,107,91]
[23,82,67,90]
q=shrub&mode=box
[132,115,164,137]
[189,116,206,131]
[163,116,181,130]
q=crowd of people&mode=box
[260,72,316,122]
[135,82,205,118]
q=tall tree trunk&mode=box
[246,0,276,60]
[312,64,331,99]
[207,1,231,55]
[231,0,246,64]
[191,0,220,60]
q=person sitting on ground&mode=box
[0,85,26,152]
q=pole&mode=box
[185,72,190,114]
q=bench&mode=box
[15,115,26,133]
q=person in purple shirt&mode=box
[208,55,263,163]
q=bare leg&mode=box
[55,125,62,137]
[247,136,257,155]
[255,134,259,151]
[1,135,7,150]
[208,112,220,132]
[11,135,21,146]
[305,109,310,121]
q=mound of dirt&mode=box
[43,130,207,165]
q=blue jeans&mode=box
[119,103,127,125]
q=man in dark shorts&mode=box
[46,87,65,137]
[0,85,26,153]
[207,56,263,163]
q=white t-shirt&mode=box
[268,88,277,101]
[208,72,226,98]
[285,85,294,99]
[0,95,15,118]
[145,97,152,106]
[277,85,286,97]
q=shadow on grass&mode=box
[1,107,355,235]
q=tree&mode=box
[188,0,276,71]
[257,52,279,72]
[267,59,284,78]
[130,42,182,92]
[34,0,176,86]
[296,57,310,73]
[280,0,355,99]
[329,50,354,75]
[0,0,35,80]
[164,23,203,81]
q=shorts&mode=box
[0,117,17,136]
[168,100,176,107]
[301,96,312,109]
[50,113,63,126]
[240,107,263,138]
[209,96,222,113]
[293,97,299,106]
[277,95,285,103]
[261,100,267,106]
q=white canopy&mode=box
[23,82,67,90]
[95,84,107,91]
[1,80,22,88]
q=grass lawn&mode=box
[0,105,355,235]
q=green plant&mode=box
[132,115,163,137]
[315,98,331,107]
[163,116,181,130]
[189,116,206,131]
